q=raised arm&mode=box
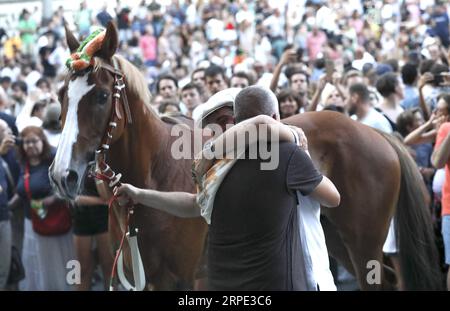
[114,184,200,218]
[270,49,297,92]
[308,75,327,111]
[418,73,434,120]
[403,114,437,145]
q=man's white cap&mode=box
[192,88,241,128]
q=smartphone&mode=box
[433,74,444,85]
[325,59,335,81]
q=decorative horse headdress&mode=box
[66,28,106,71]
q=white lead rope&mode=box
[116,232,146,291]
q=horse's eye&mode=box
[96,91,109,105]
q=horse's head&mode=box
[50,23,127,199]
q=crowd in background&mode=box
[0,0,450,290]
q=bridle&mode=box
[84,57,146,291]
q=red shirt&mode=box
[435,122,450,216]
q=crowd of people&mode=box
[0,0,450,290]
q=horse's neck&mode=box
[110,98,169,187]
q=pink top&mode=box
[306,31,327,60]
[139,35,157,61]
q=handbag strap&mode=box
[24,163,31,201]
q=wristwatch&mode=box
[203,140,216,159]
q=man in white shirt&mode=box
[348,83,393,134]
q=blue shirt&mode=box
[432,12,450,47]
[400,85,419,110]
[16,150,56,219]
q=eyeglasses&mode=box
[23,139,41,146]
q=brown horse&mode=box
[50,23,207,290]
[50,23,441,290]
[284,111,442,290]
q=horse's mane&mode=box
[93,55,159,118]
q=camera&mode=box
[15,137,23,146]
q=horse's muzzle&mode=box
[49,164,80,200]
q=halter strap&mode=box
[97,58,133,125]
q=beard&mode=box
[348,105,357,116]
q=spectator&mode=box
[180,83,202,118]
[401,63,420,110]
[156,74,179,99]
[204,65,228,96]
[230,72,253,89]
[14,126,74,290]
[276,89,303,118]
[0,120,13,290]
[376,72,405,131]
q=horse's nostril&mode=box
[62,170,79,197]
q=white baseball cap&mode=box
[192,88,241,128]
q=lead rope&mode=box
[87,59,144,291]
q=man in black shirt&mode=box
[208,86,339,290]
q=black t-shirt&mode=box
[208,142,323,290]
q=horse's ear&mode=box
[65,23,80,53]
[95,21,118,60]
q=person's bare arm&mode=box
[212,115,299,155]
[270,49,297,92]
[114,184,200,218]
[418,73,434,120]
[309,176,341,208]
[333,73,347,101]
[308,75,327,111]
[432,131,450,169]
[75,195,107,206]
[403,114,437,145]
[194,115,307,176]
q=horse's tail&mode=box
[380,132,442,290]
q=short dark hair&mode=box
[181,82,201,94]
[376,73,398,97]
[231,71,254,85]
[191,67,205,78]
[401,63,418,85]
[285,67,309,84]
[11,80,28,94]
[0,76,11,84]
[205,64,226,80]
[234,86,278,123]
[36,77,50,89]
[419,59,435,75]
[349,83,370,102]
[156,74,178,93]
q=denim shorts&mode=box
[442,215,450,265]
